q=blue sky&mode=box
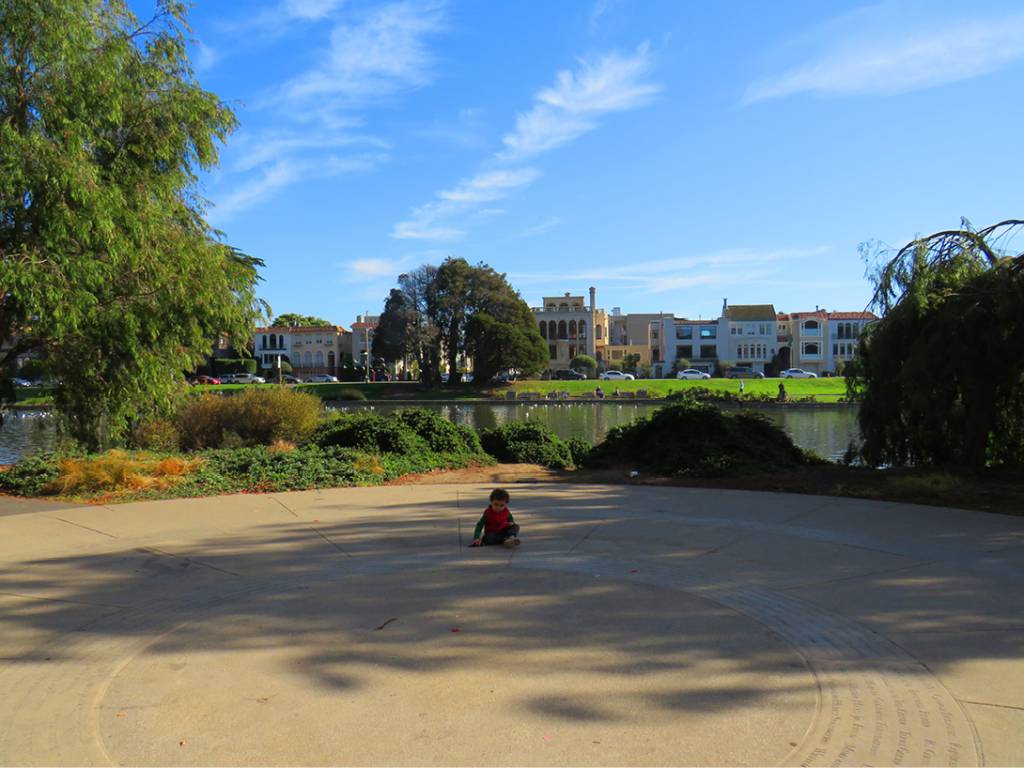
[177,0,1024,325]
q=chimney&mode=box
[722,298,728,314]
[589,286,596,310]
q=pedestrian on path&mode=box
[470,488,521,548]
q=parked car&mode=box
[728,370,765,379]
[554,369,587,380]
[780,368,817,379]
[676,368,711,380]
[282,374,302,384]
[305,374,339,383]
[10,377,35,387]
[193,375,221,385]
[231,373,266,384]
[599,370,635,381]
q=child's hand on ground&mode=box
[471,538,482,547]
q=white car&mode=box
[676,369,711,380]
[780,368,817,379]
[305,374,339,383]
[599,370,635,381]
[231,373,266,384]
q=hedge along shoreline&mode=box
[0,390,814,502]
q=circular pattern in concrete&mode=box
[1,484,1022,765]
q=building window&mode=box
[802,342,820,356]
[579,324,586,339]
[596,325,602,339]
[569,320,577,339]
[539,323,547,339]
[676,345,692,360]
[677,326,693,339]
[557,320,567,339]
[549,345,557,360]
[278,335,284,348]
[611,349,623,360]
[700,327,717,339]
[304,351,312,365]
[261,334,267,350]
[699,344,717,359]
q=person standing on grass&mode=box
[470,488,521,548]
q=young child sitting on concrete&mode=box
[470,488,521,548]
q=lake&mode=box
[0,403,860,464]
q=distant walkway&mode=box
[0,486,1021,765]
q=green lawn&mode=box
[502,377,850,401]
[17,377,851,406]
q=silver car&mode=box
[676,368,711,380]
[780,368,817,379]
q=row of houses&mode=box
[246,288,875,380]
[534,288,877,377]
[248,315,379,379]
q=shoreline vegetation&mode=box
[0,389,1020,516]
[11,377,852,408]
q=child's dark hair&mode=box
[489,488,510,502]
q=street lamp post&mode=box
[364,310,370,383]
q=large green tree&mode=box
[271,313,332,327]
[0,1,265,448]
[431,258,546,385]
[376,258,545,386]
[373,266,442,386]
[852,219,1024,468]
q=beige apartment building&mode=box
[255,324,350,379]
[533,288,608,373]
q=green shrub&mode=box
[228,387,322,446]
[588,401,807,476]
[132,419,180,451]
[177,393,227,450]
[0,453,61,496]
[311,412,427,454]
[567,437,592,468]
[337,388,367,401]
[479,421,573,469]
[176,388,322,450]
[392,408,482,454]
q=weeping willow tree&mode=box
[1,1,267,449]
[851,219,1024,468]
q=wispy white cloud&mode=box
[392,44,658,240]
[391,202,466,241]
[194,41,219,72]
[500,44,659,159]
[283,1,446,107]
[211,151,387,222]
[230,129,387,173]
[589,0,619,30]
[350,258,402,277]
[509,246,829,294]
[744,4,1024,103]
[438,168,541,203]
[283,0,346,20]
[209,161,300,224]
[415,107,490,149]
[517,216,564,239]
[211,1,445,221]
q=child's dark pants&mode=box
[482,523,520,546]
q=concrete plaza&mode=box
[0,484,1021,765]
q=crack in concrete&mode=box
[46,516,119,539]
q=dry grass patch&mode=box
[46,451,203,496]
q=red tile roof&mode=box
[827,311,878,320]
